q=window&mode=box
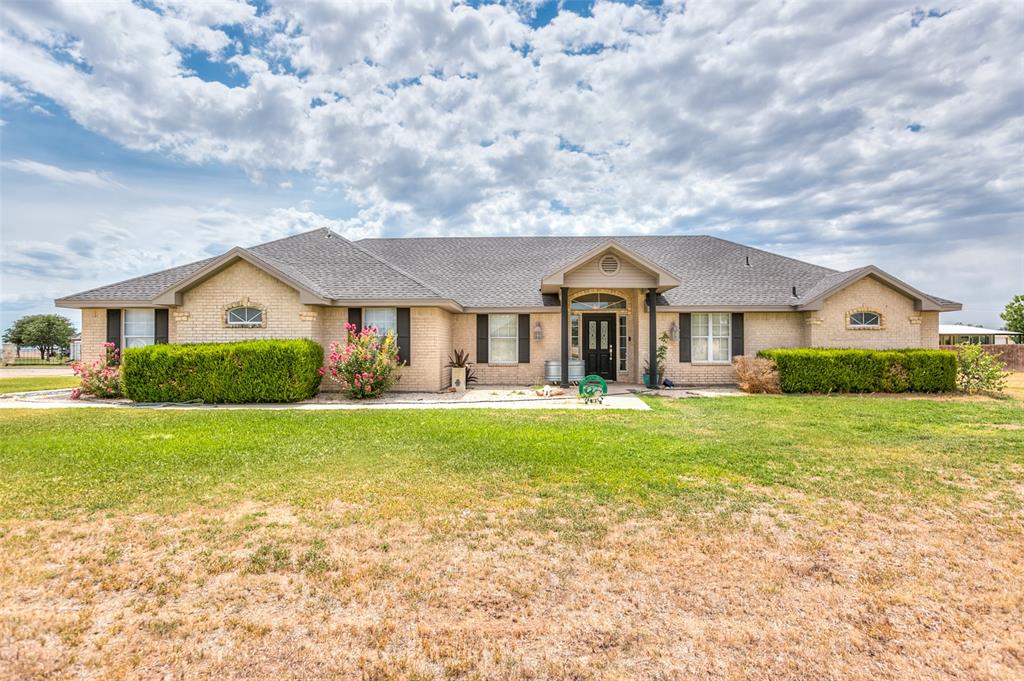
[570,314,581,359]
[364,307,397,338]
[124,309,155,348]
[226,307,263,326]
[488,314,518,364]
[691,313,730,363]
[571,293,626,310]
[618,316,627,371]
[849,311,881,328]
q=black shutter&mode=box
[731,313,744,357]
[348,307,362,332]
[154,309,169,344]
[679,313,691,363]
[106,309,121,350]
[476,314,489,364]
[397,307,411,365]
[518,314,530,363]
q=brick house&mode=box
[56,229,961,391]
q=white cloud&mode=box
[2,159,123,189]
[0,0,1020,325]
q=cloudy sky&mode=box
[1,0,1021,331]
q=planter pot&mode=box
[643,373,663,387]
[451,366,467,392]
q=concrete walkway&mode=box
[0,389,653,411]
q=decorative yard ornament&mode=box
[578,374,608,404]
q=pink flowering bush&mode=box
[71,342,122,399]
[321,323,401,398]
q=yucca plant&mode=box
[446,348,477,384]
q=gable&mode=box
[539,240,681,294]
[562,252,657,288]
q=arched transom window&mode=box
[226,306,264,326]
[849,311,881,328]
[571,293,627,310]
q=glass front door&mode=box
[582,314,616,380]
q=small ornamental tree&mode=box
[956,343,1009,394]
[322,323,401,398]
[71,342,122,399]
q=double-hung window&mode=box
[124,309,155,348]
[488,314,518,364]
[691,313,730,363]
[363,307,397,338]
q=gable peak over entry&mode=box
[539,239,682,295]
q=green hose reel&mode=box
[578,375,608,404]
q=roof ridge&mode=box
[356,234,693,242]
[249,226,341,249]
[342,233,448,298]
[701,235,840,275]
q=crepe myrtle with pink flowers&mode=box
[321,323,402,398]
[70,342,122,399]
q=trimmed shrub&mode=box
[122,339,323,403]
[733,356,781,394]
[756,348,956,393]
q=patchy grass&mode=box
[0,375,77,394]
[0,395,1021,678]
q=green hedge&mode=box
[122,339,323,403]
[757,348,956,393]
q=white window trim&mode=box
[618,314,628,372]
[488,313,519,365]
[690,312,732,364]
[848,311,882,328]
[123,308,155,349]
[226,306,264,327]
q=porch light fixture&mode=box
[534,321,543,340]
[668,320,679,341]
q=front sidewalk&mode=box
[0,385,655,410]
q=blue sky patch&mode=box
[180,48,249,88]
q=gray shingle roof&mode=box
[59,229,443,303]
[354,235,838,307]
[56,257,219,301]
[251,229,442,299]
[58,228,959,309]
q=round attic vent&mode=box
[600,254,620,276]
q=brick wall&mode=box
[80,308,107,362]
[453,312,561,385]
[173,261,319,344]
[804,277,933,349]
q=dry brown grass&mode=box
[2,499,1021,680]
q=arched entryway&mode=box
[570,291,629,381]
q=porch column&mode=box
[560,286,570,387]
[647,287,658,388]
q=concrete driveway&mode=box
[0,366,74,377]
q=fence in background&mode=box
[981,344,1024,371]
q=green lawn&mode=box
[2,396,1020,679]
[1,395,1020,521]
[0,375,78,394]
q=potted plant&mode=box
[446,349,477,392]
[643,331,670,387]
